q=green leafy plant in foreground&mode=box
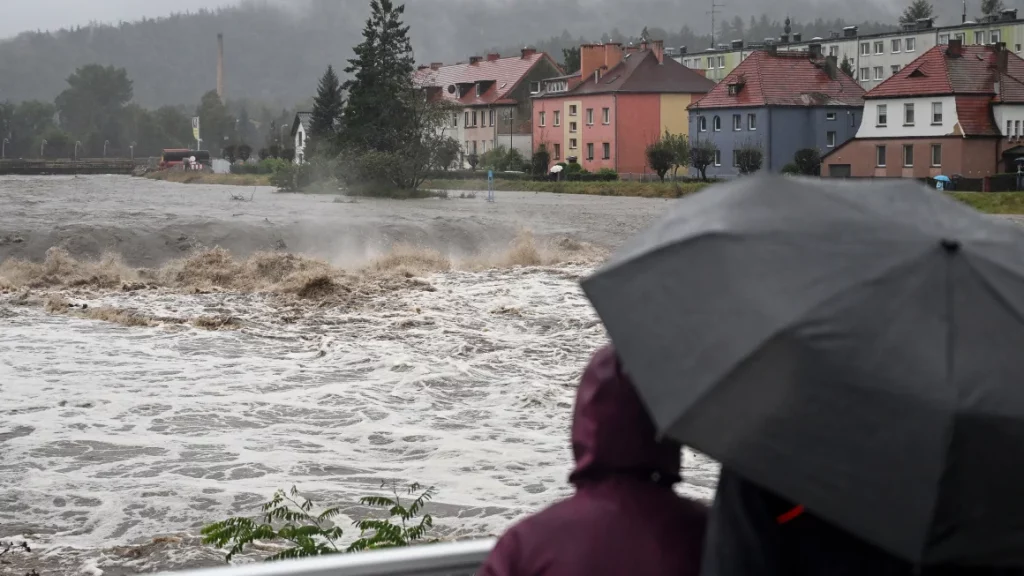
[201,482,436,562]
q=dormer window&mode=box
[727,82,744,95]
[475,84,482,97]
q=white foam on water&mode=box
[0,264,718,571]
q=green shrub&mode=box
[201,482,435,562]
[781,163,800,175]
[596,168,619,181]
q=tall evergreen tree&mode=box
[341,0,415,154]
[900,0,934,24]
[306,65,344,158]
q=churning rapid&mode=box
[0,176,719,575]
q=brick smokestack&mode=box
[217,33,225,99]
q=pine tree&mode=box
[981,0,1005,17]
[306,65,344,158]
[341,0,415,154]
[900,0,934,24]
[840,56,855,78]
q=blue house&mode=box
[687,46,866,177]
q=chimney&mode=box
[948,38,964,57]
[679,45,688,55]
[469,56,482,65]
[651,39,665,63]
[793,32,802,42]
[808,42,823,58]
[580,43,624,81]
[996,42,1009,72]
[417,64,429,71]
[780,34,789,43]
[843,25,858,37]
[824,55,838,80]
[430,62,443,70]
[487,53,501,61]
[767,43,778,56]
[521,47,537,59]
[216,33,225,100]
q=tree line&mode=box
[0,64,298,159]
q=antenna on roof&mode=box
[707,0,726,49]
[963,0,967,23]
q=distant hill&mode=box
[0,0,970,109]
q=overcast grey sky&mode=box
[0,0,239,39]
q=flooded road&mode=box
[0,176,717,574]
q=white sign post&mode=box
[192,117,201,150]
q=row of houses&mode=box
[290,16,1024,181]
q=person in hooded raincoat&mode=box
[478,345,708,576]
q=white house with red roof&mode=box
[823,39,1024,178]
[687,44,866,178]
[414,49,562,165]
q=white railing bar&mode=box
[159,538,496,576]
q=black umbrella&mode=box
[582,175,1024,567]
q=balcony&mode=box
[158,539,495,576]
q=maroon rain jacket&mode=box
[478,345,708,576]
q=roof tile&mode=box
[538,50,714,97]
[414,53,558,106]
[867,44,1024,99]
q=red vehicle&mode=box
[160,149,211,169]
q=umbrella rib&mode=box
[960,252,1024,329]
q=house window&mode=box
[891,64,901,75]
[718,56,725,68]
[932,102,942,124]
[939,33,950,45]
[877,104,888,126]
[489,109,495,127]
[748,113,757,130]
[874,41,884,55]
[733,114,741,130]
[829,45,838,57]
[860,42,870,55]
[906,37,916,52]
[603,142,610,159]
[473,111,478,127]
[539,111,546,127]
[859,67,869,79]
[451,112,458,127]
[851,113,857,127]
[826,112,837,121]
[464,140,470,152]
[714,149,721,166]
[472,141,478,154]
[992,30,1002,44]
[465,111,470,126]
[1008,120,1013,137]
[530,82,541,94]
[874,66,884,80]
[554,111,561,126]
[587,142,594,160]
[554,143,561,159]
[876,145,887,167]
[904,103,915,126]
[298,132,304,146]
[954,33,965,42]
[975,31,986,44]
[569,105,578,116]
[827,131,836,147]
[732,149,740,167]
[602,108,610,124]
[707,57,715,69]
[569,138,578,149]
[1018,44,1022,52]
[700,116,707,132]
[892,39,902,53]
[570,121,578,133]
[586,108,594,125]
[1016,120,1021,138]
[713,116,721,131]
[903,144,914,167]
[931,144,942,166]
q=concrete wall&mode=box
[858,96,959,138]
[822,136,999,178]
[689,107,767,178]
[659,93,692,135]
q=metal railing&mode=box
[159,538,496,576]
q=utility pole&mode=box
[707,0,726,48]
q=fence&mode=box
[0,158,136,175]
[159,539,496,576]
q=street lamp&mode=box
[103,140,110,157]
[40,139,48,158]
[74,141,82,160]
[130,141,137,161]
[1,138,8,159]
[503,109,514,154]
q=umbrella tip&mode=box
[940,238,961,253]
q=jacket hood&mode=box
[569,345,682,486]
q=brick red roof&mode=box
[866,44,1024,100]
[688,50,865,110]
[414,52,560,107]
[536,50,714,98]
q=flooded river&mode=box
[0,176,718,574]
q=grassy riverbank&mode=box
[423,178,709,198]
[144,171,273,186]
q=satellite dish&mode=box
[447,85,456,94]
[189,156,196,163]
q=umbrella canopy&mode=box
[582,175,1024,567]
[550,165,565,174]
[935,175,952,182]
